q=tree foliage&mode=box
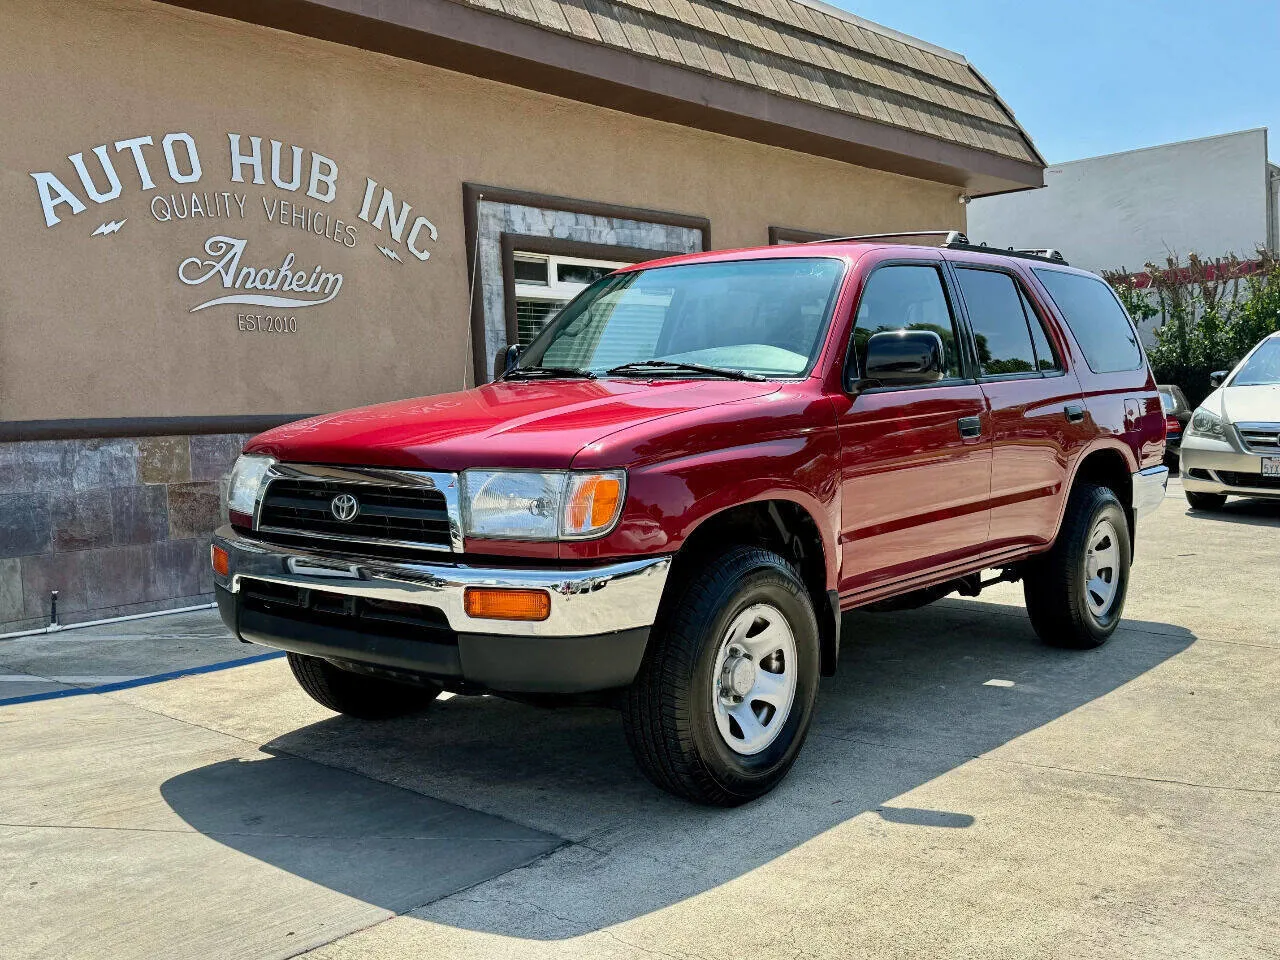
[1103,251,1280,405]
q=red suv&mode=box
[212,234,1168,805]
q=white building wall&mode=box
[968,129,1271,276]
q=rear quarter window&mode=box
[1033,269,1144,374]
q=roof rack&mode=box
[808,230,969,245]
[806,231,1070,266]
[945,241,1069,265]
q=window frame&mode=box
[947,261,1067,383]
[513,252,634,305]
[842,258,979,394]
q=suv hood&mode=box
[248,379,782,471]
[1218,383,1280,423]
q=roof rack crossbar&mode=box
[803,232,1070,266]
[806,230,969,245]
[942,240,1069,265]
[1015,248,1067,263]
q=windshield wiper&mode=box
[504,365,597,380]
[605,360,766,382]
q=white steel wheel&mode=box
[1024,482,1131,649]
[710,603,798,756]
[1083,517,1121,618]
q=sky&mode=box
[832,0,1280,163]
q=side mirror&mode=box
[494,343,522,381]
[1209,370,1228,388]
[855,329,946,390]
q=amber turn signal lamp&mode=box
[463,586,551,621]
[211,545,230,578]
[563,474,624,536]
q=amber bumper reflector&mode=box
[463,586,551,621]
[211,545,230,578]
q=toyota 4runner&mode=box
[212,233,1168,805]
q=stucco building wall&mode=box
[1,0,965,423]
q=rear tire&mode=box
[622,546,820,806]
[287,653,440,719]
[1024,483,1131,649]
[1186,491,1227,511]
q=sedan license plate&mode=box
[1264,457,1280,477]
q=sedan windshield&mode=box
[514,257,845,379]
[1233,338,1280,386]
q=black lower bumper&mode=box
[216,585,649,694]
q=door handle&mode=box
[1065,403,1086,423]
[958,416,982,439]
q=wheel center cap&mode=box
[725,656,756,698]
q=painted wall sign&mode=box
[27,131,440,324]
[178,237,343,311]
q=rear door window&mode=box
[1034,269,1143,373]
[1020,289,1061,371]
[954,268,1038,376]
[852,264,964,379]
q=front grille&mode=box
[258,478,453,550]
[1237,423,1280,453]
[1215,470,1280,490]
[239,579,457,644]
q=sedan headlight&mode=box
[226,454,276,520]
[1188,407,1226,439]
[461,469,625,540]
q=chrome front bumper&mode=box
[1132,465,1170,519]
[211,526,672,693]
[213,526,670,637]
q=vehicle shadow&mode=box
[1185,497,1280,527]
[161,597,1195,938]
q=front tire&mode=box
[1024,483,1131,649]
[1186,491,1227,511]
[287,653,440,719]
[622,546,820,806]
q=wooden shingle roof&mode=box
[165,0,1045,194]
[454,0,1042,166]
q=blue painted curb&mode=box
[0,651,286,707]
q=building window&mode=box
[513,252,633,345]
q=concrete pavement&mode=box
[1,483,1277,959]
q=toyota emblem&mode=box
[329,493,360,522]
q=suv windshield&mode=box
[1232,338,1280,386]
[514,257,845,379]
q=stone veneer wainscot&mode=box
[0,433,252,633]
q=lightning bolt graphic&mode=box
[92,219,127,237]
[377,245,402,262]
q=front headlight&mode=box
[226,454,275,520]
[1188,407,1226,439]
[461,469,625,540]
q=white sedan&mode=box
[1181,331,1280,509]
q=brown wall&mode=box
[0,0,964,422]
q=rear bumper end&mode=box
[212,526,670,693]
[1132,465,1169,519]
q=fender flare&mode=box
[1047,438,1139,545]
